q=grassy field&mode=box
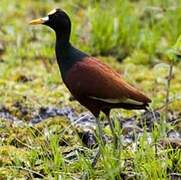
[0,0,181,179]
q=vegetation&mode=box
[0,0,180,179]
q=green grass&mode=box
[0,0,181,179]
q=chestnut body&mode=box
[64,57,151,117]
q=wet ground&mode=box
[0,103,181,179]
[0,104,180,149]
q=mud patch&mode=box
[0,105,180,149]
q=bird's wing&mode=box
[65,57,151,105]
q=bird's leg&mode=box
[91,149,101,168]
[91,117,105,168]
[95,117,104,145]
[106,114,121,169]
[106,115,118,150]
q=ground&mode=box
[0,0,181,179]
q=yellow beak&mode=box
[29,16,49,25]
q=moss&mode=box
[124,50,150,65]
[0,0,181,178]
[0,146,27,166]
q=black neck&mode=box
[55,33,88,80]
[56,31,70,43]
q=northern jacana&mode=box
[30,8,151,152]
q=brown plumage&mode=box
[65,57,151,117]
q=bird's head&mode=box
[30,9,71,41]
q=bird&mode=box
[30,8,151,151]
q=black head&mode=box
[30,9,71,41]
